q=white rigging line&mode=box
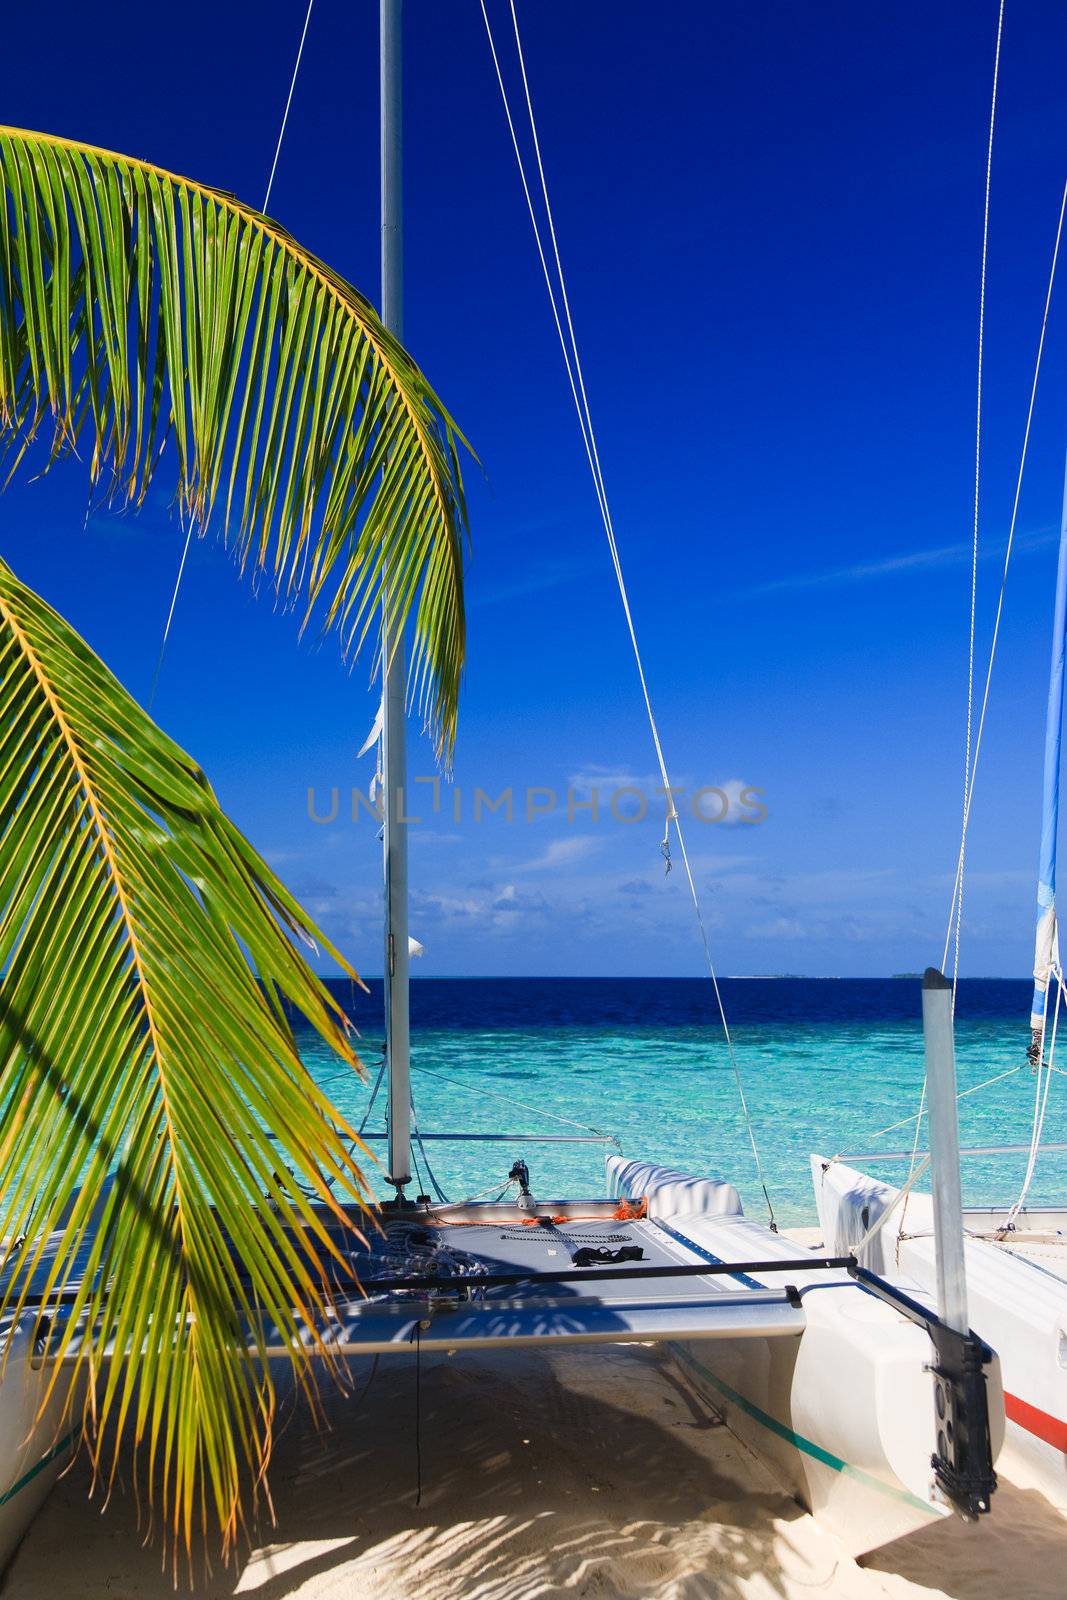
[896,182,1067,1197]
[262,0,316,217]
[903,3,1005,1210]
[855,1058,1025,1146]
[941,175,1067,970]
[148,0,316,709]
[147,514,193,710]
[480,0,776,1225]
[946,0,1005,998]
[894,175,1067,1190]
[411,1060,619,1143]
[902,21,1067,1224]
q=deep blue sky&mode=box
[4,1,1067,977]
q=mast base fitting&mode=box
[849,1264,997,1518]
[381,1177,419,1213]
[927,1320,998,1518]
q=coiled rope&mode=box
[479,0,775,1225]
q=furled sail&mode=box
[1029,454,1067,1064]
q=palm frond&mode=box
[0,554,370,1562]
[0,126,469,756]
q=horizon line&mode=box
[321,972,1024,982]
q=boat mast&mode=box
[380,0,411,1195]
[921,969,969,1334]
[1029,450,1067,1064]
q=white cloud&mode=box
[568,765,662,797]
[568,768,766,827]
[741,528,1056,599]
[517,836,602,873]
[691,778,767,827]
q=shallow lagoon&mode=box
[298,978,1066,1226]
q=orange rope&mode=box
[432,1196,648,1228]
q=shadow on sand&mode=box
[2,1345,1064,1599]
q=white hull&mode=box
[813,1157,1065,1509]
[0,1317,78,1574]
[609,1158,1000,1557]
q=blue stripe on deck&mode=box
[649,1218,765,1290]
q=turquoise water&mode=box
[297,979,1067,1227]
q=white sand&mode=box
[2,1342,1063,1600]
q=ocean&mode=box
[298,977,1067,1227]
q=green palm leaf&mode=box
[0,554,370,1561]
[0,126,468,755]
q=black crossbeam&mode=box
[352,1255,857,1295]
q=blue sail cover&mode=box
[1031,452,1067,1039]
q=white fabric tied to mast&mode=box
[480,0,776,1226]
[358,697,385,759]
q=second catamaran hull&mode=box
[609,1157,1003,1557]
[812,1156,1064,1509]
[0,1317,79,1575]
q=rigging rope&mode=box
[843,1156,931,1263]
[148,0,316,705]
[262,0,316,217]
[942,176,1067,975]
[896,17,1067,1215]
[410,1094,451,1204]
[411,1059,619,1144]
[946,0,1005,1003]
[852,1058,1026,1146]
[146,517,192,711]
[897,171,1065,1181]
[358,1053,388,1136]
[480,0,776,1226]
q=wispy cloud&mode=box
[517,836,602,873]
[738,527,1055,599]
[471,550,601,609]
[568,765,663,797]
[568,767,764,826]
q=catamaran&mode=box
[0,0,1006,1575]
[814,451,1067,1509]
[812,7,1066,1502]
[294,0,1004,1562]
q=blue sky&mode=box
[4,1,1067,977]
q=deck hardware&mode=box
[849,1264,997,1518]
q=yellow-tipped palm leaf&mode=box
[0,554,371,1560]
[0,126,468,754]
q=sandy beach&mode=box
[2,1337,1062,1600]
